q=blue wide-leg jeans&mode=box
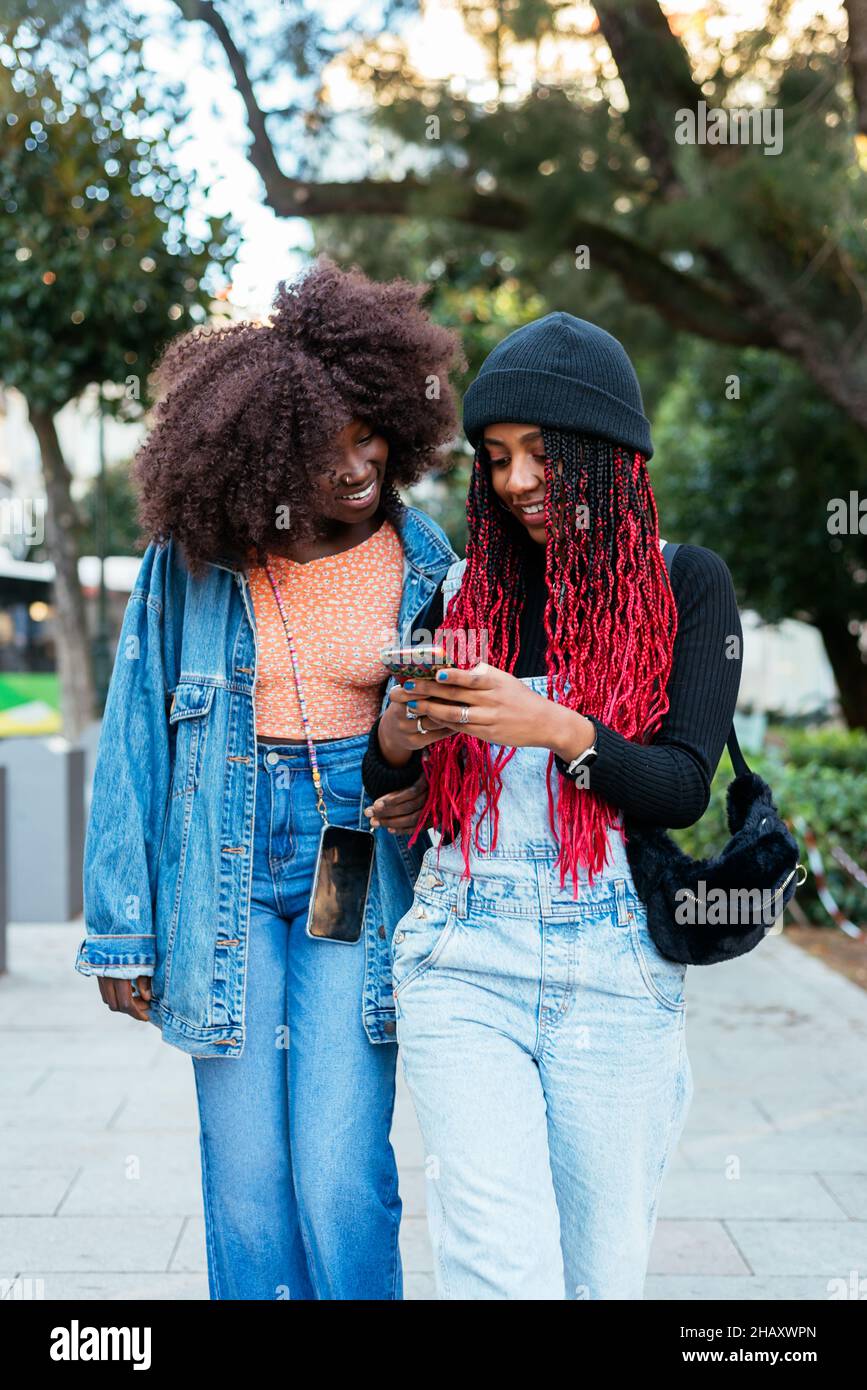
[192,734,402,1300]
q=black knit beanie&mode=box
[462,310,653,459]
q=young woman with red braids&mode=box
[361,311,743,1300]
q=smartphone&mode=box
[379,643,449,681]
[306,824,375,944]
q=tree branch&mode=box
[175,0,867,397]
[173,0,289,196]
[170,0,771,344]
[569,224,775,346]
[590,0,703,195]
[758,296,867,429]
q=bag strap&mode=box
[660,539,751,779]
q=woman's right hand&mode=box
[377,691,453,766]
[96,975,153,1023]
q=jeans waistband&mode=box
[255,730,370,768]
[417,850,636,921]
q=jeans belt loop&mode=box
[614,876,630,927]
[536,860,552,918]
[456,874,470,920]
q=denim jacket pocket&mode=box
[169,681,215,797]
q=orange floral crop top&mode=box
[246,517,405,740]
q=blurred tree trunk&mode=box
[26,402,96,741]
[845,0,867,133]
[814,612,867,730]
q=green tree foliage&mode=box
[164,0,867,432]
[0,58,238,412]
[653,340,867,727]
[76,458,141,557]
[0,8,239,734]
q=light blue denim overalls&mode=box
[392,553,695,1300]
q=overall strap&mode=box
[441,556,468,606]
[660,539,750,779]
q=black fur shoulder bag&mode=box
[623,541,807,966]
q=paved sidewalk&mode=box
[1,919,866,1300]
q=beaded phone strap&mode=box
[264,560,329,828]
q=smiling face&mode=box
[313,417,389,525]
[482,423,550,542]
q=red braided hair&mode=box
[408,427,678,897]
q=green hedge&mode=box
[670,727,867,929]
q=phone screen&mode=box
[307,825,376,944]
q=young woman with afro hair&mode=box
[75,257,464,1300]
[362,311,744,1299]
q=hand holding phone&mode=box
[377,644,456,764]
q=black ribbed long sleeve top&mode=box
[361,541,743,829]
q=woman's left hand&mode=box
[388,663,579,753]
[365,772,430,832]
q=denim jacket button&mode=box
[265,751,279,766]
[378,924,386,939]
[383,1021,396,1034]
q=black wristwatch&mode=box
[555,726,599,779]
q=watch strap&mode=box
[555,722,599,778]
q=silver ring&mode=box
[416,717,428,734]
[459,705,470,724]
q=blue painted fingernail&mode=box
[407,700,417,709]
[404,680,415,690]
[436,670,448,681]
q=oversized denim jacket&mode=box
[74,504,457,1057]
